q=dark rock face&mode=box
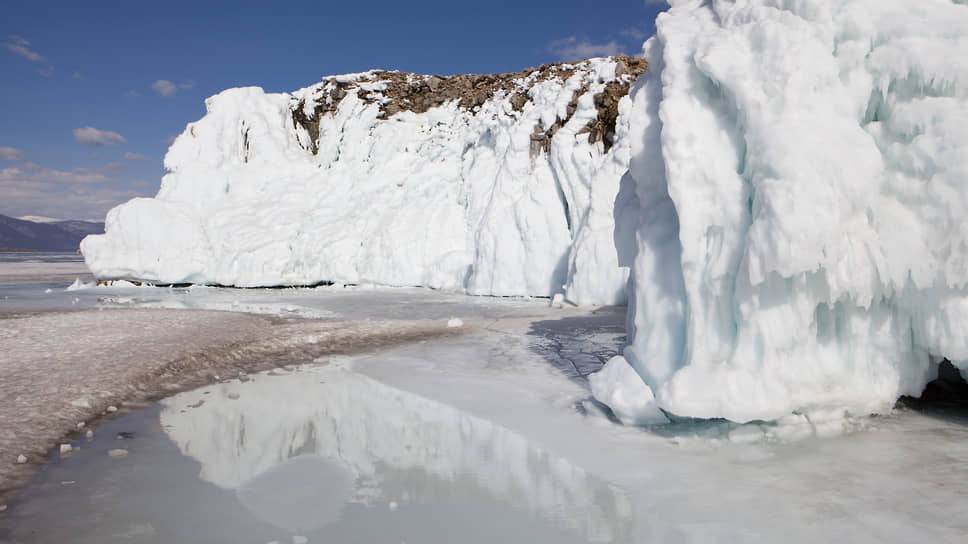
[0,215,104,252]
[292,55,648,155]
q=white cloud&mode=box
[35,65,54,77]
[620,27,649,41]
[3,35,46,63]
[549,36,622,60]
[0,160,151,221]
[0,147,23,161]
[0,179,144,221]
[72,71,83,80]
[73,126,126,147]
[151,79,178,97]
[124,89,141,99]
[124,152,151,162]
[151,79,195,97]
[0,163,116,184]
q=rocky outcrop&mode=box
[292,55,646,155]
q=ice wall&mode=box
[595,0,968,423]
[81,57,645,304]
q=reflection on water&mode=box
[159,364,632,542]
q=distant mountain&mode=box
[0,214,104,252]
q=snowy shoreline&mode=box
[3,304,967,543]
[0,306,480,501]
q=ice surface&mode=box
[0,252,90,284]
[4,326,967,543]
[598,0,968,422]
[81,58,637,304]
[0,280,583,494]
[159,367,627,541]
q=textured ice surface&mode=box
[0,281,579,495]
[0,253,90,284]
[598,0,968,423]
[4,328,967,543]
[81,58,637,304]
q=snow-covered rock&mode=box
[597,0,968,423]
[82,57,646,304]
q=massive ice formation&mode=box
[81,57,646,304]
[596,0,968,423]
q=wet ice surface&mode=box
[1,264,558,322]
[0,253,93,314]
[2,255,967,542]
[3,323,968,543]
[0,254,575,501]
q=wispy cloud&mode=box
[0,180,144,221]
[124,152,151,162]
[2,35,46,63]
[124,89,141,99]
[0,160,151,220]
[548,36,622,61]
[73,126,126,147]
[35,65,54,77]
[151,79,177,97]
[71,71,83,80]
[0,163,116,184]
[0,147,23,161]
[620,27,649,41]
[151,79,194,97]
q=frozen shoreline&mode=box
[2,306,966,543]
[0,279,591,501]
[0,306,533,501]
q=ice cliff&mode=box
[594,0,968,424]
[81,56,646,304]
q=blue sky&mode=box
[1,0,667,221]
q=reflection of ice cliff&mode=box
[160,365,631,542]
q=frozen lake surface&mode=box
[1,255,967,542]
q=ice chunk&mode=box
[589,356,668,425]
[446,317,463,328]
[597,0,968,423]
